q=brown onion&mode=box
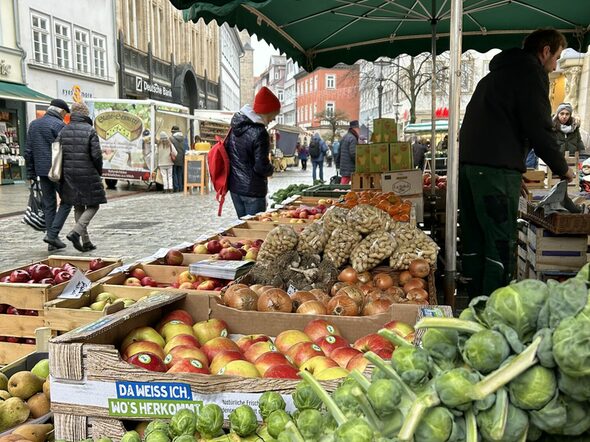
[403,278,427,294]
[362,299,393,316]
[338,267,358,283]
[336,285,365,309]
[399,270,413,285]
[365,289,386,303]
[374,273,394,290]
[407,288,429,302]
[259,285,276,294]
[409,259,430,278]
[291,291,317,311]
[309,289,331,306]
[224,288,258,311]
[357,283,376,296]
[249,284,265,294]
[327,294,360,316]
[330,281,351,297]
[297,300,327,315]
[357,271,372,284]
[222,283,248,303]
[385,286,405,298]
[257,289,293,313]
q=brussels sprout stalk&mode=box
[469,336,541,400]
[378,329,413,348]
[365,352,416,401]
[349,369,371,392]
[397,390,440,442]
[298,371,347,426]
[283,421,305,442]
[351,385,382,433]
[489,388,509,440]
[414,317,487,334]
[465,409,477,442]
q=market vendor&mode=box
[459,28,575,298]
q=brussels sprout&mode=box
[479,402,528,442]
[553,304,590,378]
[531,394,590,436]
[296,408,323,440]
[170,409,196,437]
[196,403,223,439]
[380,410,404,438]
[367,379,402,417]
[145,429,170,442]
[371,361,391,382]
[558,372,590,401]
[414,406,454,442]
[484,280,548,343]
[458,308,476,322]
[292,380,322,411]
[267,409,292,439]
[171,436,194,442]
[229,404,258,437]
[322,412,338,435]
[332,382,361,417]
[145,420,170,438]
[529,392,567,435]
[334,417,374,442]
[544,278,589,329]
[534,328,556,368]
[259,391,286,421]
[447,416,466,442]
[561,395,590,436]
[509,365,556,410]
[462,329,510,374]
[434,367,479,410]
[391,346,432,387]
[120,431,141,442]
[421,328,459,367]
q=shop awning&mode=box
[0,81,53,103]
[404,120,455,134]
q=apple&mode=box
[330,347,363,368]
[353,334,394,354]
[346,353,369,372]
[218,360,260,378]
[304,319,342,343]
[0,304,6,313]
[286,342,324,367]
[22,310,39,316]
[209,350,245,374]
[0,276,10,283]
[164,345,209,369]
[123,341,166,361]
[254,352,292,376]
[201,337,240,361]
[53,271,72,284]
[121,326,166,351]
[263,364,299,379]
[206,240,223,254]
[167,358,210,374]
[244,341,278,363]
[9,269,30,283]
[30,264,53,282]
[6,337,20,343]
[89,258,107,271]
[219,247,243,261]
[374,348,394,359]
[160,322,195,343]
[159,310,194,328]
[314,366,349,381]
[62,263,77,273]
[274,330,312,354]
[219,239,233,248]
[300,356,338,376]
[96,292,117,303]
[23,338,36,345]
[177,271,196,284]
[127,352,167,372]
[131,268,147,279]
[383,321,415,339]
[6,306,19,315]
[253,239,264,248]
[163,334,200,354]
[50,268,62,278]
[196,280,216,291]
[193,244,208,254]
[315,335,350,357]
[178,282,194,290]
[236,334,271,353]
[165,249,184,266]
[38,278,54,285]
[124,277,142,286]
[139,276,156,287]
[244,249,258,261]
[192,318,228,345]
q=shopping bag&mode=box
[48,139,62,182]
[22,181,46,231]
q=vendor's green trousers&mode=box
[459,164,522,298]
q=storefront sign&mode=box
[135,76,172,98]
[57,80,94,102]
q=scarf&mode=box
[560,124,574,134]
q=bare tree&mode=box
[315,109,350,142]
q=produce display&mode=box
[270,184,311,206]
[0,259,108,286]
[255,205,327,223]
[119,267,228,292]
[423,173,447,191]
[337,191,412,223]
[191,238,264,262]
[389,223,439,270]
[0,304,39,344]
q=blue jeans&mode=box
[39,177,72,239]
[312,160,324,182]
[173,165,184,191]
[230,192,267,219]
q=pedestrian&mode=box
[459,28,574,298]
[339,120,360,185]
[412,137,429,170]
[437,135,448,151]
[226,86,279,218]
[24,98,72,251]
[193,135,202,149]
[57,102,107,252]
[332,137,341,172]
[325,143,333,167]
[156,131,176,193]
[309,133,328,182]
[170,125,186,192]
[298,142,309,171]
[553,102,585,155]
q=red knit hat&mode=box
[253,86,281,114]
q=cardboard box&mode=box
[389,142,413,170]
[355,144,371,173]
[381,169,423,196]
[527,224,587,252]
[517,257,528,281]
[370,143,390,173]
[527,245,586,271]
[372,118,398,143]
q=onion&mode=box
[365,289,385,303]
[250,284,265,294]
[297,300,327,315]
[327,294,360,316]
[403,278,427,294]
[259,285,276,294]
[407,288,429,302]
[409,259,430,278]
[357,271,372,284]
[257,288,293,313]
[335,285,365,309]
[362,299,393,316]
[224,288,258,311]
[357,283,376,296]
[385,286,405,298]
[222,283,248,302]
[291,291,317,311]
[338,267,358,283]
[399,270,413,285]
[373,273,394,290]
[330,281,351,297]
[309,289,331,306]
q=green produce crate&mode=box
[301,184,350,198]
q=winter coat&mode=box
[226,105,274,198]
[309,134,329,163]
[59,114,107,206]
[170,131,186,167]
[156,140,176,167]
[298,146,309,160]
[412,142,429,169]
[24,109,66,178]
[460,48,568,176]
[553,118,585,155]
[339,130,359,177]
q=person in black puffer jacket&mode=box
[60,102,107,252]
[226,86,280,218]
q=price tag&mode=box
[286,284,298,296]
[58,269,92,299]
[108,263,132,276]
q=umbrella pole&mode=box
[430,2,437,199]
[444,0,463,308]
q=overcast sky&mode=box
[251,35,280,76]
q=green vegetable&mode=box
[558,372,590,401]
[145,421,170,438]
[332,381,361,417]
[259,391,287,421]
[434,367,478,410]
[391,346,432,387]
[421,328,459,367]
[414,406,454,442]
[144,429,170,442]
[170,409,196,437]
[267,409,292,439]
[367,379,402,417]
[529,393,567,434]
[171,436,194,442]
[292,380,323,411]
[229,404,258,437]
[462,329,510,374]
[120,431,141,442]
[334,417,374,442]
[296,409,323,440]
[196,403,223,439]
[533,328,556,368]
[553,303,590,378]
[539,278,588,330]
[477,399,528,442]
[508,365,556,410]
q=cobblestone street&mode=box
[0,164,338,270]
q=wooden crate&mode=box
[523,169,546,189]
[351,173,382,191]
[546,152,578,188]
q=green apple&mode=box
[31,359,50,379]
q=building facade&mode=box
[219,24,243,112]
[282,59,299,126]
[239,30,254,108]
[254,55,286,124]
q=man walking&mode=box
[459,28,574,297]
[309,133,328,182]
[170,125,186,192]
[339,120,360,184]
[24,99,72,251]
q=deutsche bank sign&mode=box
[135,76,172,98]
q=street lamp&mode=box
[374,58,389,119]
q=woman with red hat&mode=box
[225,86,281,218]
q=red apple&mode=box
[54,271,72,284]
[196,280,216,291]
[9,270,30,283]
[6,306,19,315]
[124,277,142,286]
[165,345,209,369]
[219,247,243,261]
[353,334,394,354]
[6,336,20,343]
[140,276,157,287]
[0,304,6,313]
[0,276,10,283]
[89,258,107,271]
[131,268,147,279]
[304,319,342,342]
[253,239,264,248]
[374,348,394,359]
[163,334,200,354]
[38,278,54,285]
[254,352,292,376]
[210,350,245,374]
[201,337,240,361]
[62,263,77,273]
[315,335,350,357]
[165,249,184,266]
[300,356,338,376]
[21,310,39,316]
[158,310,195,329]
[127,352,167,372]
[383,321,415,340]
[123,341,166,361]
[50,268,62,278]
[244,341,278,363]
[30,264,53,282]
[23,338,36,345]
[346,353,369,372]
[206,240,223,254]
[330,347,363,368]
[218,360,260,378]
[121,326,166,351]
[263,364,299,379]
[286,341,325,367]
[275,330,312,354]
[236,334,272,353]
[167,358,209,374]
[192,318,228,345]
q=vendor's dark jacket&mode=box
[60,113,107,206]
[24,109,66,178]
[226,106,274,198]
[170,131,186,167]
[339,129,359,177]
[460,48,568,176]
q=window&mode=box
[325,102,335,116]
[32,14,50,64]
[304,105,308,121]
[274,70,279,80]
[313,103,317,118]
[314,75,318,91]
[54,21,70,69]
[92,34,106,77]
[74,29,89,73]
[304,80,308,95]
[277,89,284,101]
[326,74,336,89]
